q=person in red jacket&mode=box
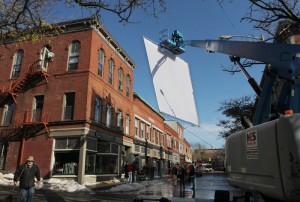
[128,163,133,183]
[14,156,41,202]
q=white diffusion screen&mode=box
[143,37,199,126]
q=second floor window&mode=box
[2,102,16,126]
[94,97,102,123]
[98,49,104,76]
[134,118,139,137]
[125,114,130,135]
[68,41,80,70]
[146,125,150,141]
[117,110,123,127]
[106,104,112,127]
[167,135,171,148]
[32,95,44,122]
[63,92,75,120]
[108,59,114,84]
[11,50,23,78]
[140,122,145,139]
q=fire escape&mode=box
[0,59,50,141]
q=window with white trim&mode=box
[118,68,124,91]
[108,59,114,84]
[140,122,145,139]
[126,75,130,97]
[98,49,104,76]
[68,41,80,70]
[134,118,139,137]
[125,114,130,135]
[106,104,112,127]
[117,109,123,127]
[146,124,151,141]
[11,50,23,78]
[94,97,102,123]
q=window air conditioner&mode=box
[48,52,55,58]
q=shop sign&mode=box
[96,132,122,144]
[133,139,146,146]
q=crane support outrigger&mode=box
[159,30,300,202]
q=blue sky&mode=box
[58,0,265,148]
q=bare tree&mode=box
[217,95,256,138]
[217,0,300,73]
[0,0,166,42]
[242,0,300,41]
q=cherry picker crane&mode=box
[159,30,300,202]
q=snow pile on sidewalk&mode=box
[0,172,166,193]
[40,178,91,192]
[102,179,164,192]
[0,173,14,185]
[0,172,91,192]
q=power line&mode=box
[217,1,241,35]
[163,113,218,148]
[183,125,216,149]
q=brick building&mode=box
[0,17,192,184]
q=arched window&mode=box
[126,75,130,97]
[118,68,124,91]
[98,49,105,76]
[108,59,114,84]
[11,50,24,78]
[68,41,80,70]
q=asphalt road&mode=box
[0,173,243,202]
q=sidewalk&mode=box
[86,179,128,191]
[88,175,167,191]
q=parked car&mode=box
[202,163,213,173]
[195,166,203,177]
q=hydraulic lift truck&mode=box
[144,30,300,202]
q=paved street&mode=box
[0,173,243,202]
[133,173,243,201]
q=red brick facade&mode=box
[0,18,191,183]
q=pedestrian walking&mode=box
[178,164,187,190]
[171,165,178,186]
[124,162,129,181]
[132,163,137,183]
[189,164,196,189]
[128,163,133,183]
[13,156,41,202]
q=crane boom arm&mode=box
[185,40,300,80]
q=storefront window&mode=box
[53,137,80,175]
[111,144,119,154]
[87,137,97,152]
[94,141,120,174]
[85,152,96,174]
[53,151,79,175]
[95,155,118,174]
[0,142,8,170]
[98,142,110,153]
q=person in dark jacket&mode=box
[14,156,41,202]
[178,164,187,190]
[189,164,196,189]
[171,165,178,186]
